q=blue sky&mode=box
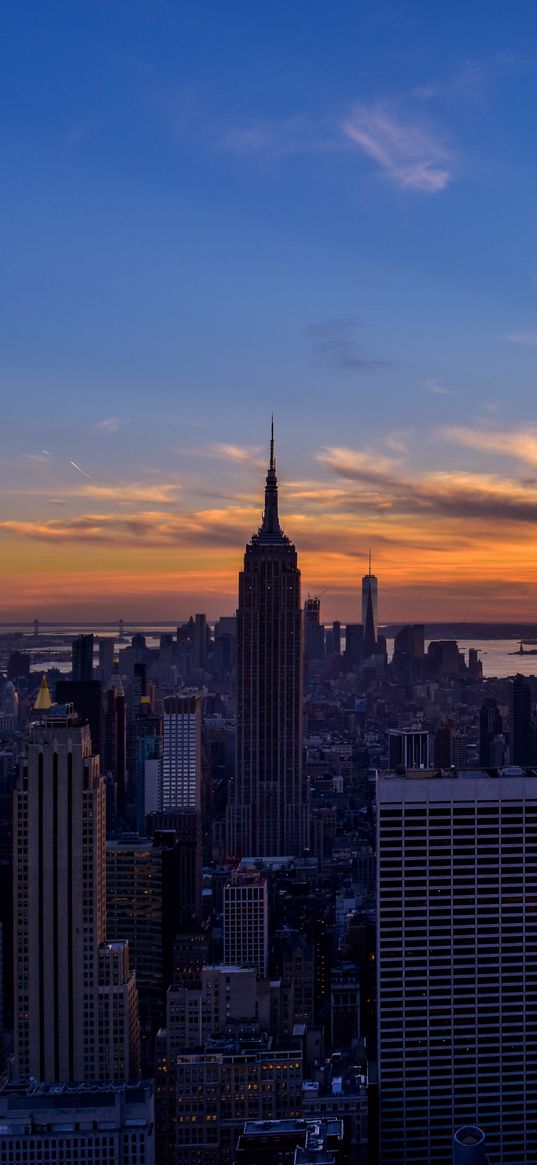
[2,1,537,620]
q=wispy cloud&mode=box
[221,114,334,159]
[342,104,453,193]
[317,444,537,524]
[78,481,180,505]
[305,317,386,371]
[504,331,537,347]
[94,417,127,435]
[442,424,537,467]
[413,53,519,103]
[424,376,453,395]
[384,431,410,454]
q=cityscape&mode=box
[4,2,537,1163]
[1,430,537,1164]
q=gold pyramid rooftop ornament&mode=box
[34,673,52,711]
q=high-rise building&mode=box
[325,620,341,658]
[393,624,425,663]
[6,653,30,682]
[192,613,210,671]
[162,695,202,811]
[479,698,503,767]
[97,941,140,1080]
[361,554,378,658]
[71,633,94,681]
[146,811,203,923]
[345,624,364,665]
[98,637,114,682]
[510,673,534,765]
[13,706,105,1082]
[104,663,127,826]
[56,679,104,758]
[223,869,269,977]
[134,699,162,831]
[227,423,307,857]
[13,704,139,1083]
[377,771,537,1165]
[304,596,325,662]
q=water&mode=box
[384,639,537,680]
[2,624,535,680]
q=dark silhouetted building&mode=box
[6,653,30,682]
[362,556,378,658]
[511,673,533,765]
[304,596,325,662]
[479,698,503,767]
[56,679,104,758]
[227,423,307,857]
[345,624,364,665]
[71,633,94,681]
[146,810,202,924]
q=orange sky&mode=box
[3,424,537,622]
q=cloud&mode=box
[0,505,260,548]
[413,53,519,103]
[94,417,127,435]
[25,452,53,464]
[384,431,410,454]
[442,424,537,468]
[77,481,181,505]
[210,443,264,465]
[342,104,452,193]
[317,444,537,524]
[504,331,537,347]
[221,114,335,159]
[305,317,386,371]
[424,376,453,395]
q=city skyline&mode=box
[3,3,537,621]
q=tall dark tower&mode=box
[227,422,307,857]
[362,550,378,659]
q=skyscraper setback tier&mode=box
[227,425,307,857]
[377,772,537,1165]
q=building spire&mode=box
[259,418,283,540]
[368,547,372,577]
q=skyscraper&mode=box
[71,633,94,682]
[304,596,325,662]
[377,771,537,1164]
[223,869,269,977]
[510,673,534,765]
[13,702,139,1083]
[479,697,503,767]
[162,694,202,811]
[361,552,378,658]
[227,423,307,857]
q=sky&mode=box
[2,0,537,623]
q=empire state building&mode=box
[227,424,308,858]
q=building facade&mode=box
[162,695,202,811]
[223,870,269,978]
[377,772,537,1165]
[13,706,139,1084]
[0,1082,154,1165]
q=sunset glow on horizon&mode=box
[3,2,537,623]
